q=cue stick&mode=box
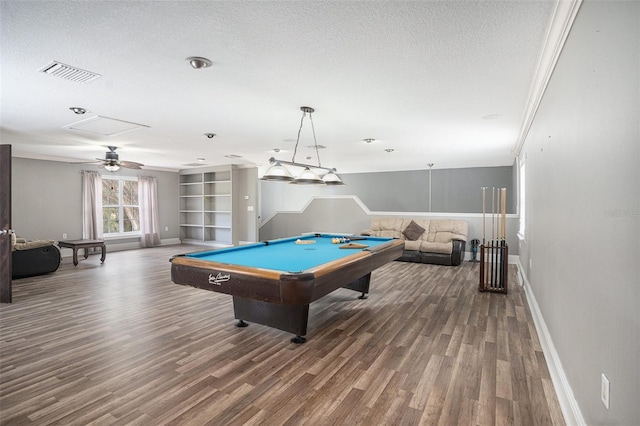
[492,187,496,288]
[501,188,506,240]
[498,187,502,288]
[495,187,501,289]
[482,187,487,287]
[498,188,503,289]
[502,188,507,289]
[482,186,487,245]
[489,187,496,289]
[496,188,504,288]
[489,187,493,288]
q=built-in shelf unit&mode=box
[179,165,239,247]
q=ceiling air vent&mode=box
[64,116,149,136]
[39,60,101,83]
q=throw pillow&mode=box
[403,220,425,241]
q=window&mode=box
[518,158,526,239]
[103,177,140,235]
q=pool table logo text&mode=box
[209,273,231,285]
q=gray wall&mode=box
[235,167,259,243]
[11,157,180,244]
[430,166,514,213]
[519,1,639,424]
[338,166,514,213]
[259,197,371,240]
[260,165,514,223]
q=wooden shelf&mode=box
[179,166,238,246]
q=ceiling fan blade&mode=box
[69,160,101,164]
[119,161,144,169]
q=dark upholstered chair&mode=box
[11,235,61,279]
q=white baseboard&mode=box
[515,259,585,426]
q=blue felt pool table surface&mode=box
[185,234,393,273]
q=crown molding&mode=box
[513,0,583,157]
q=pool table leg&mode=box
[232,296,309,342]
[236,320,249,328]
[342,273,372,300]
[291,336,307,344]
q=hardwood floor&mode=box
[0,245,564,425]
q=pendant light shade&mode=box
[260,161,294,182]
[291,167,324,185]
[321,171,345,186]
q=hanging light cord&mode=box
[291,110,306,163]
[309,112,322,168]
[290,109,322,168]
[267,106,337,173]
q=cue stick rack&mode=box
[479,187,508,294]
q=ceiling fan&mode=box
[76,146,144,171]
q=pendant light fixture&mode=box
[261,106,344,186]
[261,160,295,182]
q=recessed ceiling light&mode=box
[225,154,242,159]
[364,138,375,143]
[187,57,212,69]
[385,149,394,153]
[69,107,86,114]
[197,157,206,162]
[204,133,216,138]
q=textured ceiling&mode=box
[0,1,557,174]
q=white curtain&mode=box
[138,176,161,248]
[82,170,103,241]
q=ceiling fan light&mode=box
[260,162,294,182]
[322,171,345,186]
[104,164,120,172]
[291,167,325,185]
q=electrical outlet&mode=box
[601,373,610,409]
[165,227,169,232]
[529,258,532,269]
[62,233,67,239]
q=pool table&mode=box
[170,233,404,343]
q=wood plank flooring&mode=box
[0,245,564,425]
